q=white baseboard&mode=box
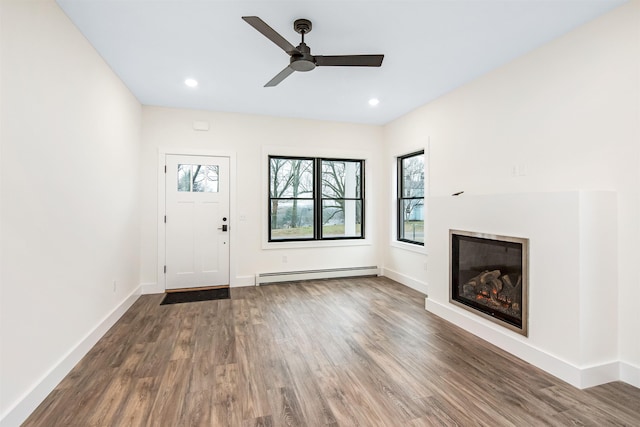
[0,287,141,427]
[232,275,256,287]
[142,276,257,291]
[140,282,164,294]
[620,362,640,388]
[381,267,428,295]
[580,362,621,389]
[425,298,636,390]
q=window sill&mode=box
[390,240,427,255]
[263,238,372,250]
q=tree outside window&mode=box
[398,151,425,245]
[177,164,219,193]
[269,157,314,240]
[268,156,364,241]
[321,160,362,238]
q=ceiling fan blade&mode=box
[315,55,384,67]
[242,16,299,55]
[265,66,295,87]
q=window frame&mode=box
[319,157,365,241]
[268,155,365,243]
[397,150,425,246]
[267,155,315,242]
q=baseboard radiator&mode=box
[255,266,379,285]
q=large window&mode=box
[269,156,364,241]
[398,151,424,245]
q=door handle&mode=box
[217,224,228,232]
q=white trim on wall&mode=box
[0,288,141,427]
[620,362,640,388]
[140,282,164,294]
[381,267,428,295]
[426,298,624,389]
[425,191,623,389]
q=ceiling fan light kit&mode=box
[242,16,384,87]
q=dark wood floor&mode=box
[24,276,640,426]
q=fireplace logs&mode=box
[462,270,522,315]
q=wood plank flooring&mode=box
[24,277,640,426]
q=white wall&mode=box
[381,132,428,293]
[0,1,142,424]
[1,1,637,424]
[140,106,384,290]
[383,0,639,385]
[427,192,619,388]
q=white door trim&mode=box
[157,148,237,290]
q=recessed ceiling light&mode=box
[368,98,380,107]
[184,78,198,88]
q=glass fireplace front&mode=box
[450,229,529,336]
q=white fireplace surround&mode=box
[426,191,623,389]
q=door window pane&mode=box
[178,164,219,192]
[178,164,192,192]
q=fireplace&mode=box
[450,229,529,336]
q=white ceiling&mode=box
[56,0,625,125]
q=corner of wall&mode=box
[381,267,428,295]
[232,275,256,288]
[620,362,640,389]
[0,288,141,427]
[140,282,164,294]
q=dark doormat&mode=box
[160,287,230,305]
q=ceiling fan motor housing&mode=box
[290,43,316,71]
[294,19,312,34]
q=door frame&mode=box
[157,148,236,291]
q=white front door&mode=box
[165,155,230,290]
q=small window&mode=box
[178,164,219,192]
[398,151,424,245]
[269,156,365,242]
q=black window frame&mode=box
[397,150,425,246]
[268,155,365,242]
[268,155,315,242]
